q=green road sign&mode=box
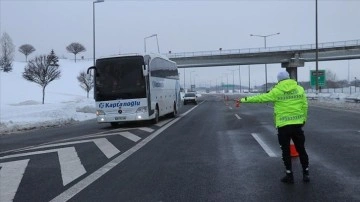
[310,70,326,87]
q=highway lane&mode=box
[1,94,359,201]
[0,102,193,202]
[0,112,184,153]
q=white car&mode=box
[183,93,198,105]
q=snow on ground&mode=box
[0,59,359,134]
[306,92,360,111]
[0,59,96,134]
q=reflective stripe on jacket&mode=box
[240,79,308,128]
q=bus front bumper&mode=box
[97,113,151,123]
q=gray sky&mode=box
[1,0,360,88]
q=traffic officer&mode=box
[239,71,310,184]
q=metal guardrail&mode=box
[167,39,360,58]
[345,97,360,103]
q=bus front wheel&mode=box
[152,108,159,124]
[168,103,177,118]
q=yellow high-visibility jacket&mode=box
[240,79,308,128]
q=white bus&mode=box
[88,54,181,126]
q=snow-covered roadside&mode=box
[308,99,360,112]
[0,98,96,134]
[0,60,96,135]
[307,92,360,112]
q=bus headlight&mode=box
[136,106,147,113]
[96,110,105,116]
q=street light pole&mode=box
[232,70,235,93]
[250,32,280,92]
[155,34,160,53]
[144,34,159,53]
[190,71,195,91]
[228,69,236,93]
[215,78,218,93]
[238,65,242,93]
[227,74,229,93]
[93,0,104,66]
[193,74,198,89]
[315,0,319,94]
[220,76,224,92]
[0,0,2,123]
[222,73,229,93]
[248,65,251,93]
[183,68,186,92]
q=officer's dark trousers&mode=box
[277,124,309,171]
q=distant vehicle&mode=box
[243,89,249,93]
[183,92,198,105]
[87,54,181,126]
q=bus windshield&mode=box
[95,56,146,101]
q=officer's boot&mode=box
[281,170,294,184]
[303,168,310,182]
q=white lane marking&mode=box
[261,124,277,136]
[251,133,277,157]
[93,139,120,158]
[0,159,29,202]
[66,132,127,142]
[57,147,87,186]
[181,104,199,116]
[62,128,132,141]
[118,131,141,142]
[0,128,132,155]
[102,128,132,133]
[228,106,233,110]
[51,109,188,202]
[0,148,66,160]
[155,119,171,127]
[234,114,242,119]
[1,138,119,159]
[138,127,154,133]
[0,147,86,186]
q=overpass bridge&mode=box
[167,39,360,80]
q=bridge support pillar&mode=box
[285,67,298,81]
[281,57,305,81]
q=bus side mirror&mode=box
[87,66,95,74]
[142,65,148,76]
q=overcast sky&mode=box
[1,0,360,88]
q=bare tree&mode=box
[337,80,348,88]
[0,32,15,72]
[19,44,36,62]
[326,69,338,88]
[326,69,337,81]
[22,50,61,104]
[77,71,94,98]
[66,42,86,63]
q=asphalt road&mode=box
[1,94,359,202]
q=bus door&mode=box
[144,56,153,117]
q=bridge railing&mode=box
[167,39,360,58]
